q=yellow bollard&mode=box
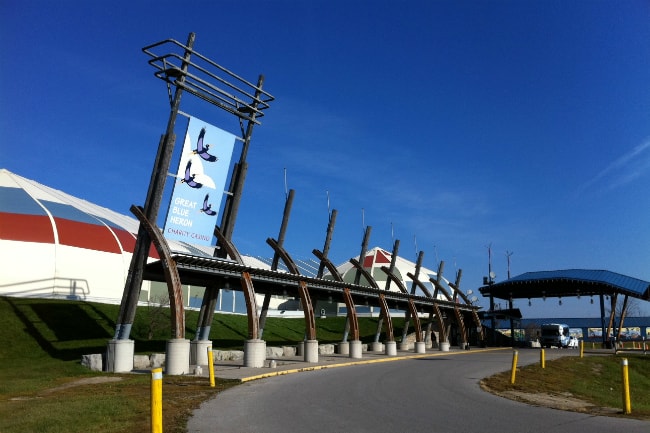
[540,348,545,369]
[580,340,584,358]
[510,350,519,384]
[151,367,163,433]
[207,347,215,388]
[621,358,631,414]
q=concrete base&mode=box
[370,341,383,352]
[415,341,426,354]
[439,341,450,352]
[244,339,266,368]
[166,339,191,375]
[105,339,134,373]
[190,340,212,366]
[296,341,304,356]
[385,341,397,356]
[399,342,410,351]
[459,342,468,350]
[349,340,362,359]
[304,340,319,363]
[338,341,350,355]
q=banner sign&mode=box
[163,116,236,246]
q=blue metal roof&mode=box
[480,269,650,300]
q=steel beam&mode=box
[130,205,185,339]
[313,248,359,340]
[298,281,317,340]
[382,265,422,342]
[378,294,394,342]
[240,272,260,340]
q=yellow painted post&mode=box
[207,347,215,388]
[151,367,163,433]
[621,358,631,414]
[540,348,545,369]
[510,350,519,384]
[580,340,584,358]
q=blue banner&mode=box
[163,116,236,246]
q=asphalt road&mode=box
[187,349,649,433]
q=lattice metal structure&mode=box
[142,38,273,125]
[114,32,274,344]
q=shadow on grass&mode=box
[5,298,113,361]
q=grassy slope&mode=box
[2,296,648,431]
[482,353,650,418]
[0,296,399,433]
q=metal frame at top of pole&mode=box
[115,33,274,340]
[115,32,196,340]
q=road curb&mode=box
[240,347,509,383]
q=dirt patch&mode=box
[480,380,620,416]
[10,376,123,401]
[41,376,123,394]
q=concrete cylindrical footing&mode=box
[338,341,350,355]
[399,342,410,351]
[106,339,134,372]
[166,339,191,375]
[370,341,383,352]
[304,340,319,363]
[415,341,426,353]
[244,339,266,368]
[190,340,212,366]
[439,341,450,352]
[385,341,397,356]
[296,341,304,356]
[349,340,363,359]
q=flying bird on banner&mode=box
[163,116,236,246]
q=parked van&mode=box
[540,323,571,348]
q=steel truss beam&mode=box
[214,227,259,339]
[143,253,479,314]
[382,266,422,342]
[313,249,360,340]
[408,273,448,343]
[266,238,316,340]
[130,206,185,339]
[349,258,395,342]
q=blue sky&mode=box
[2,1,649,317]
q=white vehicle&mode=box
[567,336,579,349]
[540,323,571,348]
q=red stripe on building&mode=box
[112,227,159,259]
[375,250,391,264]
[54,218,122,254]
[112,228,136,254]
[0,212,55,243]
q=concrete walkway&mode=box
[209,346,510,382]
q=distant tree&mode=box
[605,297,641,318]
[144,295,171,340]
[524,323,540,341]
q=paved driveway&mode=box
[188,349,649,433]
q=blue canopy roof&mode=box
[479,269,650,301]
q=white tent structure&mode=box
[336,247,456,297]
[0,169,463,313]
[0,169,263,305]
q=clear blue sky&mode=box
[2,1,649,317]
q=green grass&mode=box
[0,296,401,432]
[4,295,648,431]
[482,354,650,419]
